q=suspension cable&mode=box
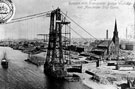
[4,9,97,41]
[68,25,88,42]
[6,10,52,24]
[61,11,98,40]
[6,14,47,24]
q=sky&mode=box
[0,0,134,40]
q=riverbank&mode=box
[4,46,135,89]
[81,73,117,89]
[74,71,117,89]
[79,60,135,89]
[0,47,86,89]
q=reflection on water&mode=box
[2,69,8,89]
[0,47,88,89]
[45,76,84,89]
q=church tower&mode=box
[112,19,119,57]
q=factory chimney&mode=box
[106,30,108,39]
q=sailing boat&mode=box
[1,52,8,69]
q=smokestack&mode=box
[126,28,127,39]
[106,30,108,39]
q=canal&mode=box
[0,47,90,89]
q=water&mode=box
[0,47,89,89]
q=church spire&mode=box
[112,19,119,58]
[114,19,117,32]
[113,19,118,40]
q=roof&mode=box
[89,53,100,59]
[92,48,106,52]
[98,40,113,47]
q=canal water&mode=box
[0,47,90,89]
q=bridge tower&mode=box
[44,8,70,79]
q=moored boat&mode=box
[1,52,8,69]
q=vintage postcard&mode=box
[0,0,134,89]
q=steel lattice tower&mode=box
[44,8,70,78]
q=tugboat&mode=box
[1,52,8,69]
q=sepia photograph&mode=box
[0,0,134,89]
